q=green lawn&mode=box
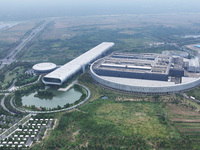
[32,98,184,149]
[84,100,180,139]
[1,66,24,88]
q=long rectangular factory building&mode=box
[42,42,115,85]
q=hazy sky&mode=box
[1,0,200,20]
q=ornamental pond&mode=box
[21,88,82,109]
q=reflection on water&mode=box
[22,88,82,109]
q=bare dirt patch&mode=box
[179,128,200,132]
[167,104,200,116]
[171,118,200,122]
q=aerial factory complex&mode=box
[90,52,200,94]
[42,42,115,85]
[38,41,200,94]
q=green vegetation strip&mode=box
[32,98,198,149]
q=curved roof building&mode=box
[42,42,115,85]
[90,53,200,94]
[32,63,57,74]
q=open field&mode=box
[0,21,37,43]
[15,13,200,64]
[1,66,24,89]
[166,103,200,149]
[0,20,39,59]
[32,99,183,149]
[31,73,200,149]
[186,86,200,100]
[0,62,35,90]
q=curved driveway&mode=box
[1,94,15,115]
[10,83,91,114]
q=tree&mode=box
[153,95,160,102]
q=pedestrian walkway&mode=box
[58,80,77,91]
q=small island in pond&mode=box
[34,90,55,99]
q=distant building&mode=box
[195,45,200,48]
[188,57,200,72]
[162,51,189,58]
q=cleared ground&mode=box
[166,103,200,149]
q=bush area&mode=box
[186,86,200,100]
[14,83,45,107]
[31,96,199,149]
[16,21,200,65]
[0,61,35,90]
[15,74,38,86]
[18,25,195,65]
[34,90,55,99]
[166,103,200,150]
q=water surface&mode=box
[22,88,82,109]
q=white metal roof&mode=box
[33,62,57,71]
[43,42,115,84]
[99,76,198,87]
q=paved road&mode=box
[1,94,15,115]
[179,92,200,104]
[0,20,51,70]
[7,79,17,92]
[58,80,77,91]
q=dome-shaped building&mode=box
[32,63,57,74]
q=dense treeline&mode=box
[34,90,55,99]
[14,82,45,107]
[0,61,34,83]
[15,74,38,86]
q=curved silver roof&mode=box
[32,62,57,72]
[43,42,115,85]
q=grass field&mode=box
[32,98,184,149]
[166,103,200,149]
[1,66,24,89]
[17,14,200,64]
[31,73,200,149]
[0,21,37,43]
[0,20,38,58]
[186,86,200,100]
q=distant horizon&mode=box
[1,0,200,21]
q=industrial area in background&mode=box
[29,42,200,94]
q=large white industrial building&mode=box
[42,42,115,85]
[90,68,200,94]
[90,53,200,94]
